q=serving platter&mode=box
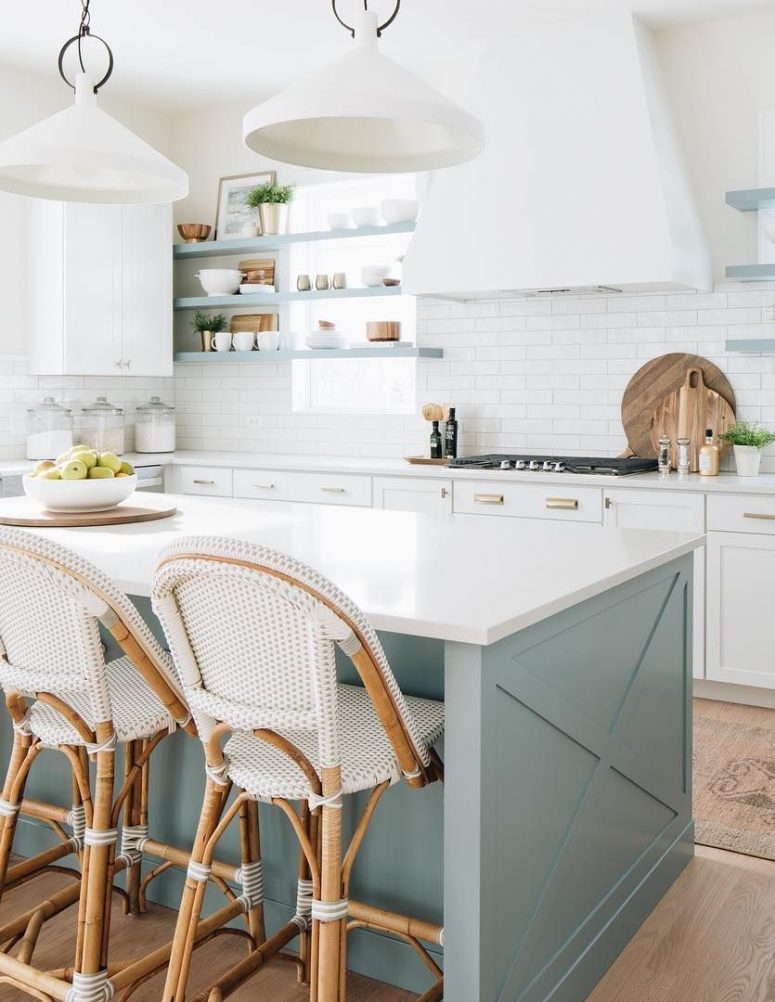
[0,498,178,528]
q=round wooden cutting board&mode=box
[621,353,736,458]
[0,498,178,528]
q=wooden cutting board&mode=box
[230,313,279,334]
[649,367,735,471]
[622,353,735,458]
[0,499,178,528]
[237,257,275,285]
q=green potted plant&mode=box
[246,182,295,236]
[719,421,775,477]
[191,311,228,353]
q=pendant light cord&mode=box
[58,0,114,94]
[331,0,401,38]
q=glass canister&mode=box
[135,396,176,453]
[25,397,73,460]
[76,396,126,455]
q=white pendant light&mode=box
[0,1,187,203]
[243,4,484,173]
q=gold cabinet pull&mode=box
[321,487,346,494]
[252,483,276,490]
[604,497,613,509]
[192,479,216,486]
[546,497,579,511]
[474,493,504,505]
[744,512,775,521]
[441,487,449,499]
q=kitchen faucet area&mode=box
[0,3,773,1001]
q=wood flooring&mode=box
[2,844,775,999]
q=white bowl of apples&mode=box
[24,446,137,512]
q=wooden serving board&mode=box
[0,499,178,528]
[403,456,449,466]
[230,313,279,334]
[237,257,275,286]
[649,367,735,471]
[621,353,735,458]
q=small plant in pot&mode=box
[191,311,228,352]
[246,182,295,236]
[719,421,775,477]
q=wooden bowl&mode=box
[382,278,401,287]
[178,223,211,244]
[367,321,401,342]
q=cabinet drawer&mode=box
[453,480,603,522]
[707,494,775,535]
[179,466,233,497]
[233,469,372,507]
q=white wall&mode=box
[655,9,775,281]
[0,63,174,355]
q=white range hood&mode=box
[403,12,712,299]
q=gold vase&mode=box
[200,330,214,352]
[258,203,290,235]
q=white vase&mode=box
[733,444,762,477]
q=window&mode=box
[289,175,418,415]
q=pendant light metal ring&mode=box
[331,0,401,38]
[57,30,114,93]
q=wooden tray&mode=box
[0,498,178,528]
[230,313,279,334]
[403,456,449,466]
[621,353,736,458]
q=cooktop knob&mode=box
[500,460,512,470]
[554,461,566,472]
[543,461,554,472]
[515,460,527,470]
[528,460,541,471]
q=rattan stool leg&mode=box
[315,767,345,1002]
[162,779,226,1002]
[239,798,266,946]
[0,732,32,898]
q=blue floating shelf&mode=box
[173,345,442,363]
[725,338,775,353]
[726,188,775,212]
[174,286,406,311]
[725,264,775,281]
[173,221,416,260]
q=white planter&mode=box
[733,445,762,477]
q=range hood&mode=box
[403,12,712,300]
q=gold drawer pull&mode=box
[192,479,216,486]
[253,483,276,489]
[743,512,775,521]
[546,497,579,511]
[321,487,346,494]
[474,493,504,505]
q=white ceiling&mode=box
[0,0,773,113]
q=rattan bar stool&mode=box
[153,535,445,1002]
[0,527,205,1002]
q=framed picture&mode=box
[214,171,276,240]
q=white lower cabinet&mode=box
[233,469,372,507]
[603,489,705,679]
[454,480,602,522]
[373,476,452,514]
[178,466,233,497]
[707,528,775,689]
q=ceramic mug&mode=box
[257,331,280,352]
[212,331,232,352]
[232,331,255,352]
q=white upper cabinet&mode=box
[27,201,172,377]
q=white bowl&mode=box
[352,206,380,227]
[239,284,276,296]
[381,198,419,225]
[361,265,391,287]
[23,474,137,513]
[327,211,352,230]
[195,269,243,296]
[306,333,347,349]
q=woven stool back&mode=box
[153,536,432,781]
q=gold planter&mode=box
[258,203,290,235]
[200,330,214,352]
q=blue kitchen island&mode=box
[0,496,702,1000]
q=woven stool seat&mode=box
[27,654,177,747]
[225,683,444,802]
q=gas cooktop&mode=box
[447,454,658,476]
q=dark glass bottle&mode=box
[430,420,442,459]
[445,406,458,459]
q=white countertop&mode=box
[5,450,775,496]
[14,494,703,646]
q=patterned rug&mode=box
[694,699,775,860]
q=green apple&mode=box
[88,466,115,479]
[31,460,55,478]
[55,451,71,466]
[115,472,130,479]
[60,459,88,481]
[97,452,122,474]
[40,467,62,480]
[77,450,98,470]
[119,461,135,476]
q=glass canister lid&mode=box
[136,396,174,413]
[27,396,71,416]
[81,395,123,416]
